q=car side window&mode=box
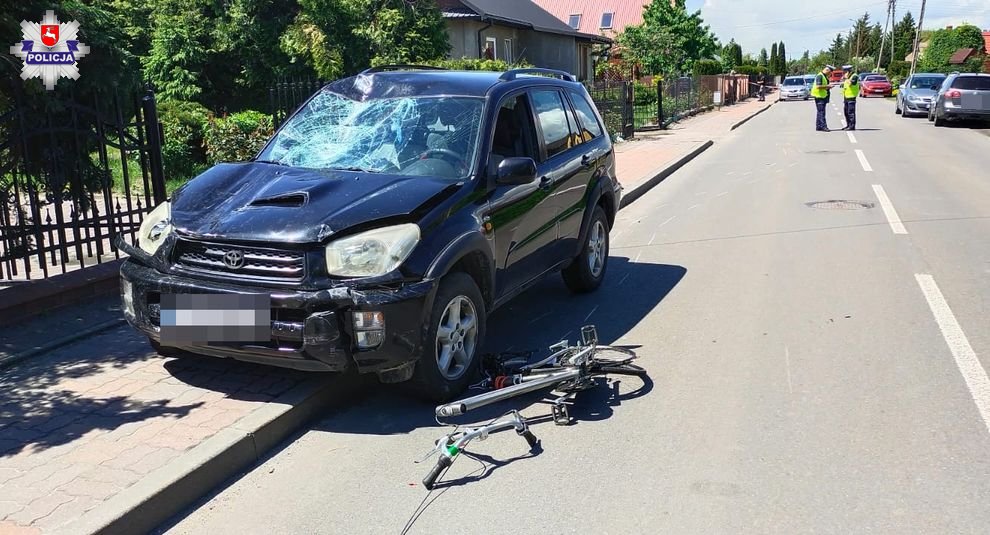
[566,90,604,141]
[490,94,539,174]
[531,89,577,160]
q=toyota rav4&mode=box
[119,66,621,400]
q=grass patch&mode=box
[91,150,201,198]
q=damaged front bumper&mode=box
[120,254,436,375]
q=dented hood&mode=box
[170,162,460,243]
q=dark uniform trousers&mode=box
[815,98,828,130]
[844,98,856,130]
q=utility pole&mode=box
[910,0,927,75]
[877,0,893,71]
[890,0,896,67]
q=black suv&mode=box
[119,67,621,399]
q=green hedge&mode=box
[204,110,274,164]
[633,81,657,106]
[159,100,210,181]
[423,57,532,71]
[693,59,723,76]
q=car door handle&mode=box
[580,154,593,168]
[539,176,552,191]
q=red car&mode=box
[860,75,893,97]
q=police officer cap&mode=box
[825,64,835,71]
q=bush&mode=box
[204,110,274,164]
[887,60,910,78]
[424,57,531,72]
[633,81,658,106]
[693,59,722,76]
[159,100,209,180]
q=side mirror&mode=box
[496,157,537,186]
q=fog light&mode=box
[121,279,135,319]
[352,311,385,349]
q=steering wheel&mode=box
[419,148,467,172]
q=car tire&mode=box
[934,113,946,127]
[895,101,902,114]
[562,206,609,294]
[408,272,486,402]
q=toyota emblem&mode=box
[223,250,245,269]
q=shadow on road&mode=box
[311,257,685,437]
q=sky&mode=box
[687,0,990,59]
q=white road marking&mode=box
[915,274,990,434]
[872,184,908,234]
[847,131,858,144]
[726,171,735,176]
[788,162,798,168]
[743,171,753,176]
[855,149,873,172]
[634,251,642,262]
[696,191,708,196]
[716,191,728,197]
[768,162,777,167]
[583,305,599,323]
[648,231,657,245]
[785,345,794,394]
[688,203,701,211]
[618,273,630,286]
[660,215,677,226]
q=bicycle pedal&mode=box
[551,403,571,426]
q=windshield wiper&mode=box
[254,159,291,167]
[328,166,383,173]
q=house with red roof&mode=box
[530,0,647,38]
[983,30,990,72]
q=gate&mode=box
[269,78,326,127]
[0,80,166,284]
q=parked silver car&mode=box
[896,73,945,117]
[779,76,810,101]
[930,73,990,126]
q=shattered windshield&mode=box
[257,91,485,179]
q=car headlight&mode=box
[137,202,172,255]
[325,223,420,278]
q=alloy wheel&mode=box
[587,220,607,278]
[435,295,478,380]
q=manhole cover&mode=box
[805,200,875,210]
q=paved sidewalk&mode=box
[614,98,773,201]
[0,321,314,534]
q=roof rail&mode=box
[359,65,447,75]
[499,68,576,83]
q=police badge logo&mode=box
[9,10,90,90]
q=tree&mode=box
[828,33,847,65]
[619,0,720,76]
[760,47,769,67]
[769,43,777,69]
[788,50,811,75]
[892,12,916,62]
[777,42,787,74]
[722,39,743,70]
[142,0,213,102]
[919,24,988,73]
[352,0,449,67]
[848,13,872,59]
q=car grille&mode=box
[172,240,306,283]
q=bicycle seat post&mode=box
[581,325,598,346]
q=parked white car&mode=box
[779,76,810,101]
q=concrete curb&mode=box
[0,317,127,370]
[0,259,122,327]
[619,140,715,210]
[68,373,360,535]
[730,101,775,131]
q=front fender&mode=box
[571,176,615,259]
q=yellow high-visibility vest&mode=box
[843,76,859,99]
[811,72,830,99]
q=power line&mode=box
[909,0,927,75]
[724,2,889,29]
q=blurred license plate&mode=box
[160,294,271,344]
[873,89,884,93]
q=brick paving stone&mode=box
[128,447,181,475]
[56,476,121,500]
[100,444,157,470]
[0,501,24,521]
[0,521,41,535]
[77,467,138,489]
[262,377,299,397]
[0,469,21,485]
[144,430,206,452]
[6,492,72,526]
[31,464,90,493]
[176,406,228,428]
[32,496,98,533]
[199,409,247,429]
[0,484,46,509]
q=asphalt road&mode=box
[161,97,990,534]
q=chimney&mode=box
[946,25,953,30]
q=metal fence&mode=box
[0,80,166,284]
[270,78,326,127]
[584,81,635,140]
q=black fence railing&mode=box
[0,80,166,284]
[269,78,326,127]
[584,80,635,140]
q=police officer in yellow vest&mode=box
[812,65,833,131]
[841,66,859,131]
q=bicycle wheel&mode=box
[590,346,638,366]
